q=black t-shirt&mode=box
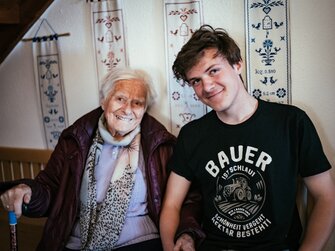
[170,100,331,251]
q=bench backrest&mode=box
[0,147,52,182]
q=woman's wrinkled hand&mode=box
[0,184,32,218]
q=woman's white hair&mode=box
[99,67,157,110]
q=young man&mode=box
[160,25,335,251]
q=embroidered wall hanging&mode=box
[90,0,128,89]
[31,19,69,149]
[164,0,205,136]
[245,0,291,104]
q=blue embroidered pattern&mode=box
[246,0,291,104]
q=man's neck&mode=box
[216,95,258,125]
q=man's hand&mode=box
[173,233,195,251]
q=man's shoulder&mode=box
[259,99,306,118]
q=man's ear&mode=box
[234,60,243,74]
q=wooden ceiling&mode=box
[0,0,54,64]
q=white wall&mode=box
[0,0,334,249]
[0,0,248,148]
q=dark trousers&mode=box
[114,238,162,251]
[64,238,163,251]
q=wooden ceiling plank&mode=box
[0,0,54,64]
[0,2,20,24]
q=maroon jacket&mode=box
[1,108,176,251]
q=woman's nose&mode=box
[122,102,132,114]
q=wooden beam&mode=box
[0,1,20,24]
[0,0,54,64]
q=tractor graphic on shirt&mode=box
[222,177,252,201]
[214,171,266,221]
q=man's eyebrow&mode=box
[187,76,198,82]
[205,64,217,73]
[187,64,218,81]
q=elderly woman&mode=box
[0,67,176,251]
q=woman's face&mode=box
[102,79,147,139]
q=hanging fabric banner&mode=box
[164,0,205,136]
[246,0,291,104]
[32,19,69,149]
[90,0,128,89]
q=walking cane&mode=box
[8,211,18,251]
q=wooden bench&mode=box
[0,147,52,251]
[1,147,332,250]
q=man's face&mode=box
[186,48,243,113]
[102,79,147,139]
